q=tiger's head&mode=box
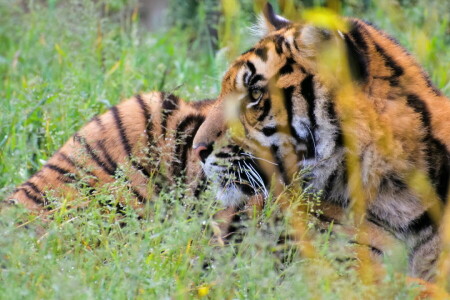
[193,4,367,207]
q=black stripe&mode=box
[282,85,307,161]
[282,86,295,137]
[161,93,180,137]
[407,211,435,234]
[44,164,71,176]
[91,115,105,131]
[436,157,449,203]
[23,182,42,196]
[249,74,265,87]
[254,47,268,62]
[284,40,292,54]
[300,75,317,158]
[323,170,338,198]
[344,30,369,83]
[292,30,302,50]
[44,164,76,183]
[348,240,383,256]
[131,161,151,178]
[16,187,45,205]
[239,183,255,196]
[410,232,436,258]
[324,99,344,147]
[406,94,449,202]
[246,61,256,77]
[135,94,151,124]
[379,172,408,192]
[422,73,441,96]
[428,139,449,203]
[161,93,179,111]
[229,145,241,154]
[272,35,286,55]
[301,75,316,128]
[316,213,342,225]
[262,126,277,136]
[279,58,295,75]
[261,123,289,136]
[131,187,147,203]
[334,257,357,264]
[58,152,96,179]
[111,106,132,156]
[226,213,245,239]
[406,94,431,127]
[323,166,350,208]
[172,114,206,177]
[366,211,388,230]
[244,61,259,87]
[215,151,233,159]
[368,209,436,237]
[96,140,118,171]
[270,144,289,184]
[58,152,77,168]
[321,168,349,208]
[373,42,404,87]
[348,21,368,52]
[135,95,155,177]
[369,246,383,256]
[257,99,272,122]
[73,133,115,176]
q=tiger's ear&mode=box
[263,3,291,31]
[254,2,291,37]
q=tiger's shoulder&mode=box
[346,18,450,145]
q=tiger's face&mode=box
[193,5,350,207]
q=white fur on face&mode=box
[216,184,248,207]
[202,153,248,208]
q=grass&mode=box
[0,0,449,299]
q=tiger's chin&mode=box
[215,184,250,208]
[202,152,268,208]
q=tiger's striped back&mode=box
[7,92,214,212]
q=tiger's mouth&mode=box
[201,146,269,207]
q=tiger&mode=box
[192,3,450,282]
[2,89,394,261]
[4,92,214,214]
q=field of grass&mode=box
[0,0,449,298]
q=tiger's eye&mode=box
[250,89,263,102]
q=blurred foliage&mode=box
[0,0,449,298]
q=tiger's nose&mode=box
[193,143,213,163]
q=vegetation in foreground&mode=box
[0,0,449,298]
